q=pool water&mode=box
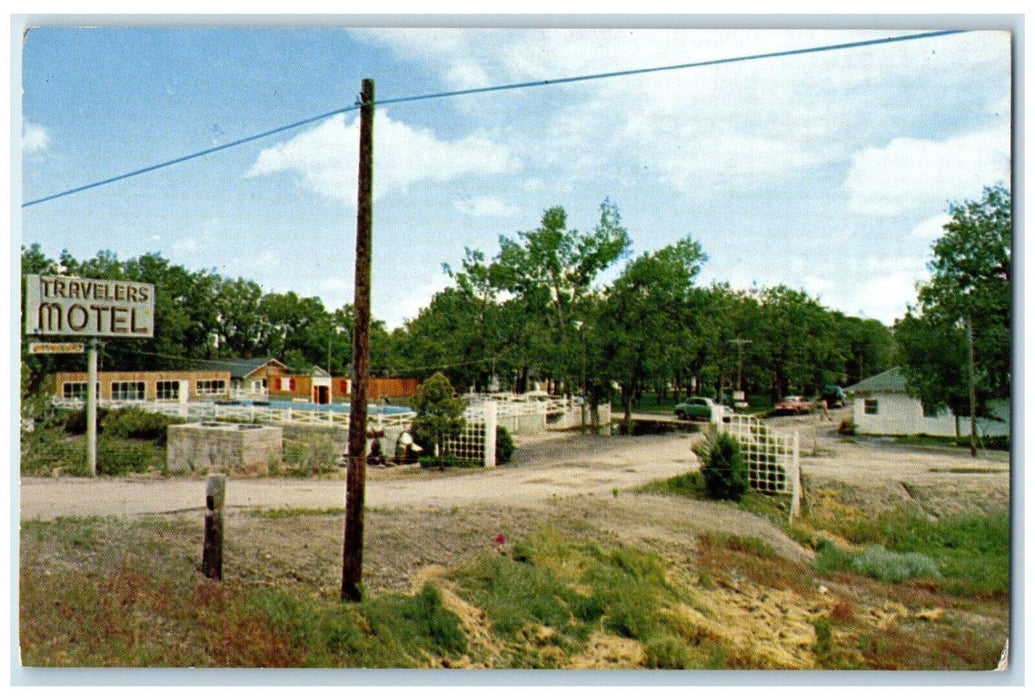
[262,400,411,415]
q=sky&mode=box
[15,21,1013,331]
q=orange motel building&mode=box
[51,357,418,405]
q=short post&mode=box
[202,474,226,580]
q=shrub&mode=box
[496,425,515,464]
[700,433,749,502]
[850,545,941,583]
[837,417,857,436]
[96,437,161,475]
[283,434,339,476]
[64,407,110,435]
[101,407,181,444]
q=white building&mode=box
[845,367,1009,439]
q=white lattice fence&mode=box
[720,414,801,518]
[442,400,498,467]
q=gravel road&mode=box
[19,431,699,521]
[19,412,1010,523]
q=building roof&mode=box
[192,357,285,380]
[844,366,908,395]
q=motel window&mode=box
[111,381,146,402]
[196,379,226,396]
[156,381,180,401]
[62,382,99,401]
[864,398,878,415]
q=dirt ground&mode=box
[20,409,1011,588]
[19,411,1012,669]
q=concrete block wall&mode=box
[167,423,283,473]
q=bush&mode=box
[101,407,181,444]
[837,417,857,436]
[700,433,749,502]
[850,545,941,583]
[496,425,515,464]
[96,437,162,475]
[283,434,339,476]
[64,407,110,435]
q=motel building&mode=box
[51,357,419,406]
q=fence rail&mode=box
[52,398,415,431]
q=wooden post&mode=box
[967,316,978,458]
[342,78,375,602]
[202,474,226,580]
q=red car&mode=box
[775,395,812,414]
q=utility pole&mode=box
[729,338,752,407]
[967,316,977,458]
[342,78,374,602]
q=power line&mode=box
[22,29,966,209]
[22,106,359,208]
[369,30,966,108]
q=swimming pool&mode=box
[253,399,412,415]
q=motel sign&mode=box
[24,274,155,338]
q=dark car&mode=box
[674,396,732,422]
[821,385,846,408]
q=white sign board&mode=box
[24,274,155,338]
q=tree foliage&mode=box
[21,197,899,412]
[410,372,466,465]
[897,185,1011,413]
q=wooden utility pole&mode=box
[342,78,375,602]
[967,316,977,458]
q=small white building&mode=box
[845,367,1009,438]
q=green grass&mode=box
[19,502,1009,670]
[893,433,1009,452]
[808,506,1009,599]
[449,526,731,669]
[20,515,468,668]
[20,427,166,477]
[637,470,705,497]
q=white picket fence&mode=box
[54,393,596,469]
[720,413,801,518]
[52,398,415,431]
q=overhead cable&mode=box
[22,29,966,208]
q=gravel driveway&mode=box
[19,413,1010,524]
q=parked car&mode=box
[821,385,846,408]
[674,396,732,422]
[775,395,812,415]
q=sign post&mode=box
[24,274,155,476]
[86,339,98,476]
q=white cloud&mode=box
[246,112,519,202]
[910,214,952,241]
[319,277,350,293]
[854,270,925,325]
[22,121,50,153]
[803,275,835,301]
[454,197,519,218]
[843,128,1010,217]
[385,272,453,329]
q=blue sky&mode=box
[17,22,1012,330]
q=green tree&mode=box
[410,372,466,469]
[897,185,1011,419]
[598,237,707,427]
[488,200,631,393]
